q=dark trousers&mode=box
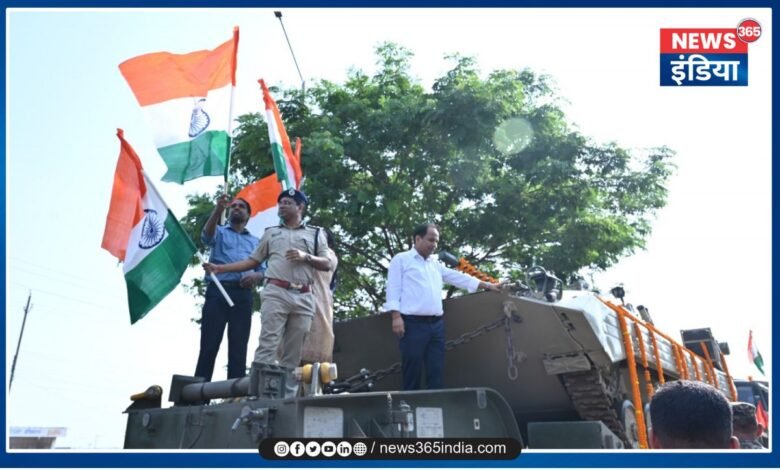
[399,316,445,390]
[194,283,253,381]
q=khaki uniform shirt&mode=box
[251,223,328,286]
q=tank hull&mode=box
[333,290,735,446]
[124,387,522,449]
[334,292,609,423]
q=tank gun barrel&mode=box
[171,363,289,405]
[179,377,250,404]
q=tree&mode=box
[182,42,675,320]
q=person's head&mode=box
[228,198,251,226]
[277,188,308,223]
[413,223,440,259]
[732,402,764,440]
[649,380,739,449]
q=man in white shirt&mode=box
[383,223,502,390]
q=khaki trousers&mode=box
[255,284,313,396]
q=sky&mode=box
[5,8,773,450]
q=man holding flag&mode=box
[203,188,331,397]
[194,194,263,383]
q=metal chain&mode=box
[332,308,522,392]
[503,300,524,380]
[505,316,520,380]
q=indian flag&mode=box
[102,129,196,324]
[748,329,765,375]
[236,174,283,237]
[119,28,239,184]
[259,79,302,189]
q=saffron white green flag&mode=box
[102,129,196,324]
[236,81,304,237]
[236,174,283,236]
[119,28,239,184]
[259,79,302,190]
[748,329,765,375]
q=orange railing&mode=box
[602,300,650,449]
[598,298,738,449]
[720,351,738,401]
[633,323,655,400]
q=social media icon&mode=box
[290,441,306,457]
[274,441,289,457]
[320,441,336,457]
[305,440,321,457]
[353,441,368,456]
[336,440,352,457]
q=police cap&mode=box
[278,187,309,205]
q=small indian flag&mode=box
[259,79,302,190]
[748,329,765,376]
[102,129,196,324]
[119,28,239,184]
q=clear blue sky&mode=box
[6,8,772,449]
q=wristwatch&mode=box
[305,254,312,263]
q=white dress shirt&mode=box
[383,248,481,316]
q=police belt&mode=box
[265,278,311,293]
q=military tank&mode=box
[123,261,737,450]
[331,263,739,449]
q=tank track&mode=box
[561,369,631,447]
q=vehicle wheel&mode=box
[620,400,640,449]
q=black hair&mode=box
[650,380,733,448]
[732,402,759,434]
[234,197,252,215]
[412,223,439,240]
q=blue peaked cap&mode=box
[278,188,309,205]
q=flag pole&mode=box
[224,26,239,195]
[220,26,240,224]
[141,169,235,307]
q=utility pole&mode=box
[9,292,32,393]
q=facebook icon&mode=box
[290,441,306,457]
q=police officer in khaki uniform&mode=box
[203,188,331,397]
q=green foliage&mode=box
[181,42,675,320]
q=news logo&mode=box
[659,19,760,86]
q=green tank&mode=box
[123,362,523,449]
[123,266,735,450]
[331,273,737,449]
